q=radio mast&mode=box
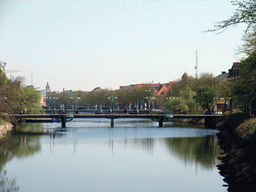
[195,50,198,79]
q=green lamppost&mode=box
[47,96,58,114]
[108,96,117,114]
[145,96,155,115]
[70,96,80,114]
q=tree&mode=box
[178,87,198,114]
[1,78,25,114]
[194,86,219,111]
[209,0,256,33]
[0,69,9,86]
[23,87,44,114]
[239,25,256,55]
[232,52,256,114]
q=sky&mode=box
[0,0,247,92]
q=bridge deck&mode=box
[13,114,222,119]
[13,113,222,128]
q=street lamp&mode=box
[145,96,155,115]
[108,96,117,114]
[70,96,80,114]
[47,96,58,114]
[167,97,178,115]
[144,89,155,114]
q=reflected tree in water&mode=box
[165,135,220,169]
[0,170,19,192]
[16,123,44,133]
[0,133,41,171]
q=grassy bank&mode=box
[217,112,256,191]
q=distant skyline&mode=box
[0,0,246,92]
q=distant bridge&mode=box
[13,113,222,128]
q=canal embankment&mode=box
[0,114,17,139]
[0,120,13,139]
[216,113,256,191]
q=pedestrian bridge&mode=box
[13,113,222,128]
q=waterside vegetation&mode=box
[0,69,44,137]
[210,0,256,190]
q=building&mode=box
[228,62,240,78]
[46,82,51,94]
[38,89,46,106]
[216,71,229,81]
[119,81,177,96]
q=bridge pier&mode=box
[111,118,114,128]
[62,121,66,128]
[204,116,219,128]
[159,121,163,127]
[60,116,66,128]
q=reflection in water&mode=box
[165,135,220,169]
[0,121,225,192]
[108,138,155,155]
[106,135,219,169]
[16,123,45,133]
[0,134,41,171]
[0,170,19,191]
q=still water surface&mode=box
[0,118,226,192]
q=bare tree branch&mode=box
[205,0,256,33]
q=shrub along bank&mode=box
[217,113,256,191]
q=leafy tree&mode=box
[23,87,44,114]
[194,86,219,111]
[232,52,256,114]
[178,87,198,114]
[164,96,180,114]
[216,79,232,100]
[0,69,9,86]
[239,25,256,55]
[209,0,256,33]
[1,78,25,114]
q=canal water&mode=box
[0,118,226,192]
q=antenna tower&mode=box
[195,50,198,79]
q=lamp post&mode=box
[145,96,155,115]
[47,96,58,114]
[108,96,117,114]
[70,96,80,114]
[144,89,154,114]
[167,97,178,115]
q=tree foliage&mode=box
[0,70,44,120]
[23,87,44,114]
[194,86,219,110]
[209,0,256,33]
[239,25,256,55]
[232,52,256,113]
[178,87,199,114]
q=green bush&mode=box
[221,112,251,133]
[236,118,256,141]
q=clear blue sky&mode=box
[0,0,246,92]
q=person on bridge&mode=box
[124,107,128,114]
[134,107,137,115]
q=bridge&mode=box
[13,113,222,128]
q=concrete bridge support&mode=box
[61,116,66,128]
[111,118,114,128]
[204,116,220,128]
